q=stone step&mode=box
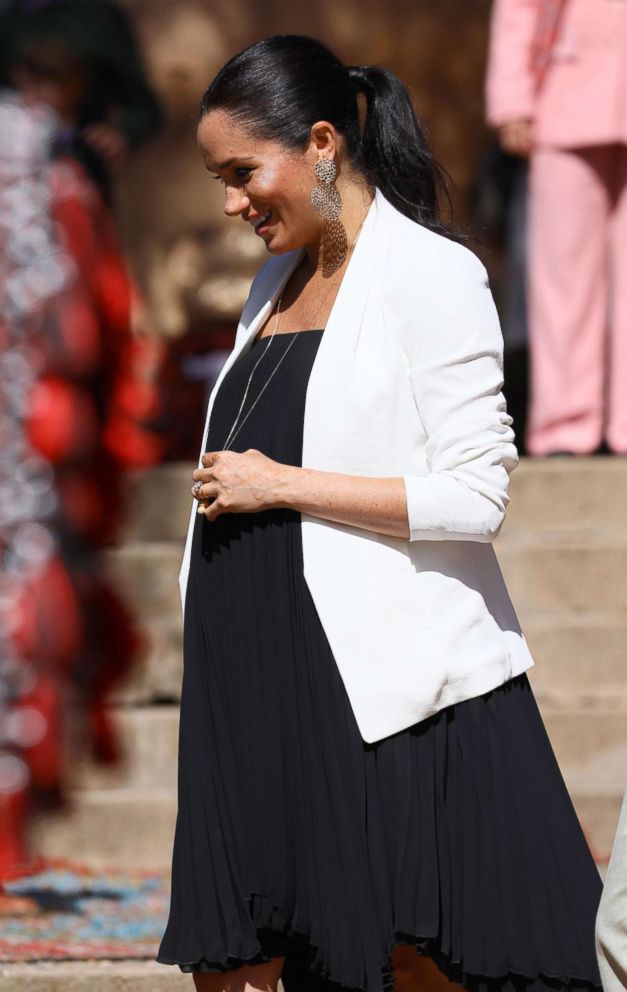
[67,708,179,792]
[104,543,181,626]
[0,960,208,991]
[502,456,627,538]
[29,789,177,871]
[108,534,627,629]
[108,608,627,706]
[103,542,183,704]
[67,704,627,794]
[541,711,627,793]
[120,464,193,544]
[496,537,627,613]
[110,643,182,705]
[567,789,624,864]
[120,458,627,544]
[28,779,621,872]
[57,704,625,869]
[107,535,627,625]
[105,532,627,704]
[523,613,627,708]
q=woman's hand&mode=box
[191,449,289,520]
[192,450,411,539]
[497,119,533,158]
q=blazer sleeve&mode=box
[392,241,519,543]
[484,0,539,127]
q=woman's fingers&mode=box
[191,462,218,500]
[191,480,218,500]
[190,449,272,516]
[192,466,213,484]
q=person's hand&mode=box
[82,123,129,174]
[191,449,289,520]
[497,119,533,158]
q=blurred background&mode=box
[0,1,625,988]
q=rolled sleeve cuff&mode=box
[402,474,506,543]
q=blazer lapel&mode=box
[195,248,304,465]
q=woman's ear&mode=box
[309,120,338,160]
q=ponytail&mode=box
[347,65,457,238]
[200,36,463,242]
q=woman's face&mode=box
[197,110,327,254]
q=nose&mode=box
[223,184,250,217]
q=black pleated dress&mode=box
[156,328,603,992]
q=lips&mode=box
[251,211,271,231]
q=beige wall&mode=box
[114,1,493,335]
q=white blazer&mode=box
[179,188,535,744]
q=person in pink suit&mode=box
[485,0,627,455]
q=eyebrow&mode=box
[208,156,255,171]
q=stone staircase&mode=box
[30,458,627,867]
[11,457,626,989]
[494,459,627,863]
[0,960,190,991]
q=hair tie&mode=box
[346,65,371,94]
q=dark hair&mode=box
[200,35,462,241]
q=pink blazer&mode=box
[485,0,627,147]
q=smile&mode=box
[251,211,272,231]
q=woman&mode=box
[156,36,602,992]
[485,0,627,455]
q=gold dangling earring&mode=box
[311,158,341,219]
[311,158,348,277]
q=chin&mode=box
[266,243,291,255]
[264,233,295,255]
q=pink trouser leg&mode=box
[525,145,611,455]
[606,143,627,453]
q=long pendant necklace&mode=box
[221,282,295,452]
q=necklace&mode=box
[221,284,294,451]
[221,214,366,452]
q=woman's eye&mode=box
[210,167,252,186]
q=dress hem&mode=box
[155,890,602,992]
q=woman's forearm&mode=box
[271,464,411,540]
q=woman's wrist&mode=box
[269,462,410,540]
[270,463,308,510]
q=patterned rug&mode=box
[0,859,170,962]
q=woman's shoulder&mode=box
[379,200,500,350]
[382,200,487,285]
[378,198,489,312]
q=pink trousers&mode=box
[526,143,627,455]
